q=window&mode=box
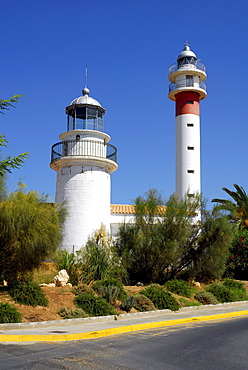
[76,135,80,141]
[187,170,194,174]
[186,75,193,87]
[186,101,194,104]
[187,123,194,127]
[187,146,194,150]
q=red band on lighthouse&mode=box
[176,92,200,116]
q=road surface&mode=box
[0,315,248,369]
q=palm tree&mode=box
[212,184,248,229]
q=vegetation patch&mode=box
[225,231,248,280]
[93,278,127,302]
[74,292,118,317]
[141,284,180,311]
[120,294,155,312]
[120,296,136,312]
[0,189,65,282]
[132,294,155,312]
[165,279,194,298]
[94,285,120,305]
[77,225,127,284]
[8,280,48,307]
[178,298,201,307]
[59,307,88,319]
[72,284,94,296]
[222,279,248,300]
[194,291,219,305]
[116,189,234,284]
[32,263,57,285]
[206,282,247,303]
[55,250,79,285]
[0,302,22,323]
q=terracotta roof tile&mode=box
[110,204,166,215]
[110,204,135,214]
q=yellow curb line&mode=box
[1,310,248,342]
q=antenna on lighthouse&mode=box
[83,65,90,96]
[184,40,191,48]
[85,65,88,88]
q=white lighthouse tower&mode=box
[168,43,207,199]
[50,86,118,252]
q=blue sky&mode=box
[1,0,248,206]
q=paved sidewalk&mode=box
[0,301,248,342]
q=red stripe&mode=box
[176,92,200,116]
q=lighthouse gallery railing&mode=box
[169,81,206,94]
[168,60,206,75]
[51,139,117,164]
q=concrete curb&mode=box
[1,300,248,331]
[0,310,248,342]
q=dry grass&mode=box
[32,262,58,285]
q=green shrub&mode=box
[141,284,180,311]
[0,302,22,323]
[72,284,94,296]
[178,298,201,307]
[93,278,127,302]
[225,231,248,280]
[223,279,245,291]
[165,279,194,298]
[78,226,127,283]
[55,250,75,273]
[206,283,238,303]
[120,294,155,312]
[120,296,136,312]
[223,279,248,300]
[133,294,155,312]
[74,292,118,317]
[195,291,219,305]
[0,189,65,282]
[8,280,48,307]
[95,285,120,305]
[59,307,88,319]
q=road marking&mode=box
[0,310,248,342]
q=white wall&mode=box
[110,213,135,238]
[56,164,111,252]
[176,113,201,199]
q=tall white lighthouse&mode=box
[50,86,118,252]
[168,43,207,199]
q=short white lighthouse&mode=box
[168,43,207,199]
[50,86,118,252]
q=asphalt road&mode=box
[1,316,248,369]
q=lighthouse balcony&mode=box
[50,139,117,164]
[168,61,206,83]
[168,81,207,101]
[169,60,206,74]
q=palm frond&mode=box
[212,184,248,229]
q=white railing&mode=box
[169,81,206,93]
[168,60,206,75]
